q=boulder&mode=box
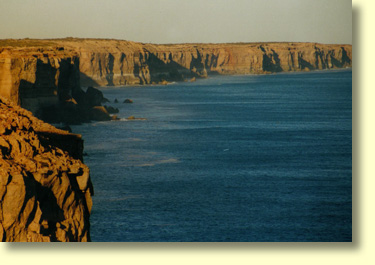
[104,105,119,114]
[111,115,120,121]
[71,87,87,105]
[102,97,110,103]
[90,106,111,121]
[126,115,146,121]
[85,87,105,107]
[123,99,133,104]
[159,80,169,85]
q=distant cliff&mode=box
[0,38,352,119]
[56,39,352,86]
[0,97,93,242]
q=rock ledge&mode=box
[0,97,93,242]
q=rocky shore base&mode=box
[39,86,118,125]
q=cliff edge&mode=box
[0,39,352,122]
[0,97,93,242]
[56,39,352,86]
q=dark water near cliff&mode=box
[72,69,352,242]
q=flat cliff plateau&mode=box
[0,97,93,242]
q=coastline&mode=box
[95,67,353,90]
[0,38,352,242]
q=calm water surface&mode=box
[71,69,352,242]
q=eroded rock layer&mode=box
[57,39,352,86]
[0,45,81,115]
[0,97,93,242]
[1,38,352,87]
[0,39,352,118]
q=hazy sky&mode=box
[0,0,352,44]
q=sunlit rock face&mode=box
[0,39,351,120]
[0,45,81,114]
[60,39,351,86]
[0,97,93,242]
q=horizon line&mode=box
[0,37,353,46]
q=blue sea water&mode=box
[71,69,352,242]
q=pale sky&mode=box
[0,0,352,44]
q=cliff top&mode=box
[0,38,352,49]
[0,97,79,137]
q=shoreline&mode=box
[95,67,353,90]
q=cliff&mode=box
[0,97,93,242]
[0,38,352,119]
[0,43,116,124]
[0,39,352,242]
[0,45,81,115]
[54,39,352,86]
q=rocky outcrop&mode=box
[0,46,81,115]
[39,86,115,124]
[0,45,116,124]
[0,97,93,242]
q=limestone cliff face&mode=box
[0,46,81,115]
[53,39,352,86]
[0,97,93,242]
[0,39,352,116]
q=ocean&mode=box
[71,69,352,242]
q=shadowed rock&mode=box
[90,106,111,121]
[123,99,133,103]
[85,87,106,107]
[104,105,119,114]
[126,115,146,121]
